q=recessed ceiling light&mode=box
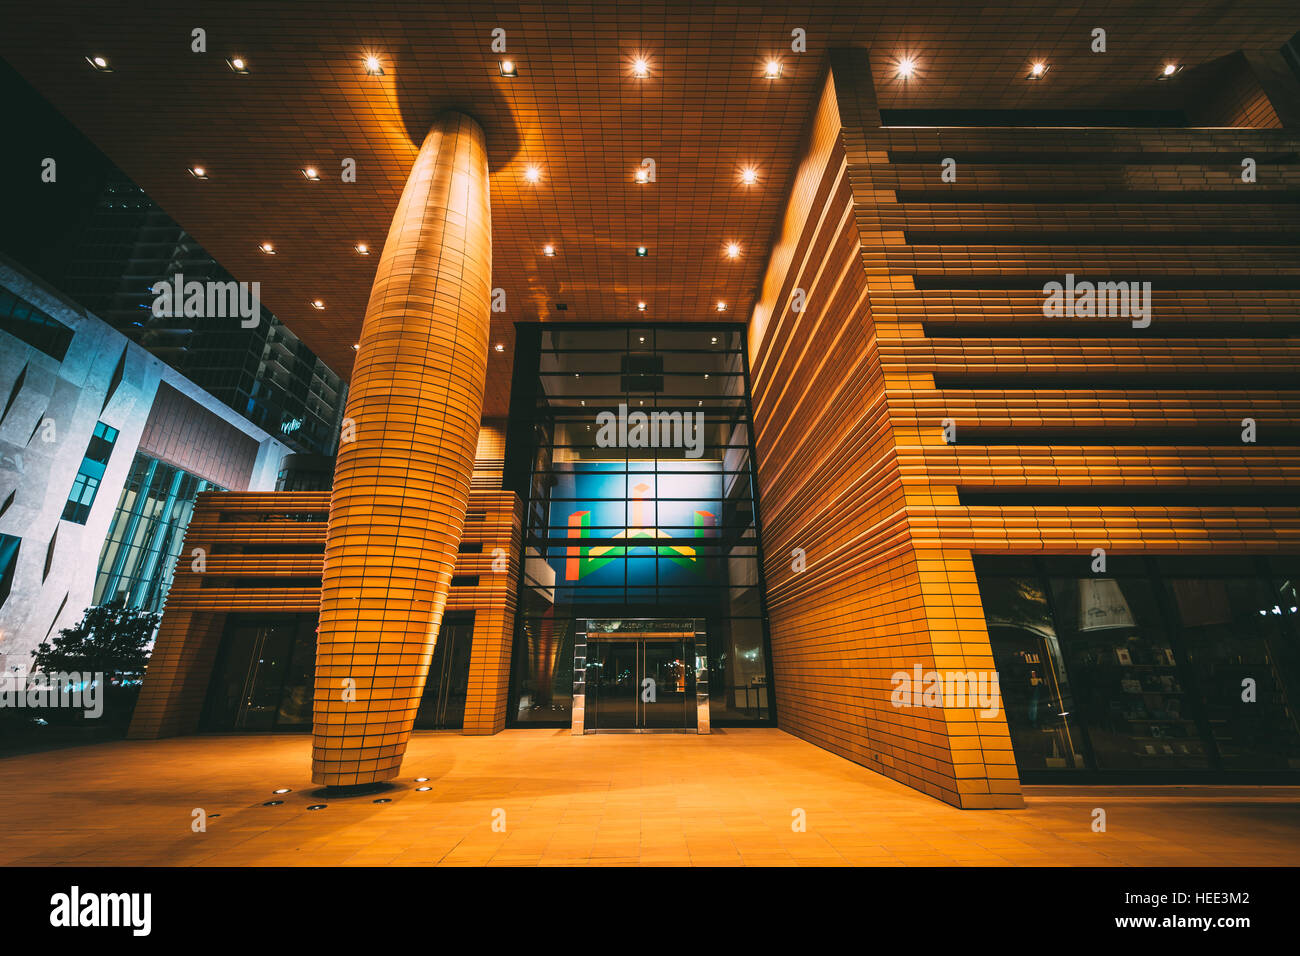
[637,301,646,311]
[310,299,325,310]
[716,301,728,312]
[494,343,505,352]
[726,242,740,259]
[373,798,391,804]
[86,56,112,72]
[262,800,283,807]
[635,246,648,257]
[306,804,327,811]
[633,57,649,78]
[764,59,782,79]
[188,166,208,180]
[354,243,369,255]
[415,786,432,792]
[414,777,429,782]
[897,57,916,78]
[258,242,276,255]
[273,788,292,794]
[740,167,758,185]
[1028,62,1048,79]
[499,60,518,77]
[364,55,384,76]
[227,56,249,74]
[302,167,320,181]
[524,165,542,183]
[543,244,555,256]
[1159,63,1182,79]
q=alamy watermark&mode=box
[0,672,104,718]
[151,273,260,328]
[890,665,1001,718]
[1043,273,1151,328]
[595,403,704,458]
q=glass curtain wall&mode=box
[94,452,225,613]
[976,554,1300,780]
[509,325,773,725]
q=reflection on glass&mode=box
[979,576,1085,770]
[1169,578,1300,770]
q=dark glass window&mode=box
[0,289,75,361]
[977,555,1300,779]
[60,421,119,524]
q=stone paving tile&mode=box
[1,729,1298,866]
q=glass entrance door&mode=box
[586,638,696,731]
[415,617,475,729]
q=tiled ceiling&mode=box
[3,1,1296,416]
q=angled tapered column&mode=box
[312,112,491,786]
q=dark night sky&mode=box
[0,55,117,289]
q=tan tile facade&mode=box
[128,483,522,740]
[748,49,1300,809]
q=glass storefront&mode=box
[201,613,476,732]
[507,325,774,726]
[976,555,1300,780]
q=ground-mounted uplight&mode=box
[1158,63,1183,79]
[499,59,518,77]
[85,55,112,72]
[226,56,249,74]
[258,242,276,255]
[897,57,917,79]
[310,299,325,310]
[543,244,556,257]
[764,59,783,79]
[1028,61,1049,79]
[301,167,321,181]
[364,55,384,76]
[524,165,542,183]
[354,243,369,255]
[188,166,208,180]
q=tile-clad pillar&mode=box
[312,113,491,786]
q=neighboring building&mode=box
[52,171,348,458]
[0,257,292,678]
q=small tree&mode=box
[30,601,158,679]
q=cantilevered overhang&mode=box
[2,0,1294,416]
